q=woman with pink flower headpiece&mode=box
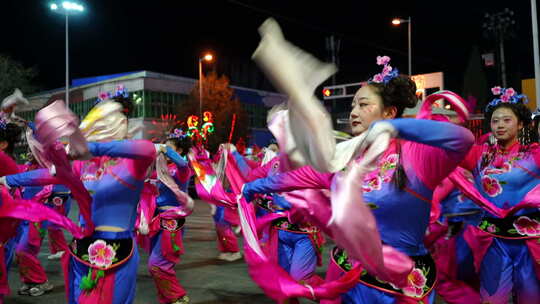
[455,86,540,303]
[240,18,475,304]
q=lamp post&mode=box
[50,1,85,108]
[483,8,515,88]
[198,53,213,118]
[531,0,540,107]
[392,17,412,76]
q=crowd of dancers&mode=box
[0,18,539,304]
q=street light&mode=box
[198,53,214,118]
[392,17,412,76]
[50,1,85,108]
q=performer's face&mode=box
[349,85,395,136]
[490,107,522,145]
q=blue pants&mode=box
[4,223,23,272]
[479,238,540,304]
[277,230,317,282]
[455,230,476,283]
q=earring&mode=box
[489,133,497,146]
[518,127,531,146]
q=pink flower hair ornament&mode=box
[168,128,189,139]
[486,86,528,112]
[95,84,130,105]
[369,56,399,84]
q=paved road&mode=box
[6,201,446,304]
[6,201,312,303]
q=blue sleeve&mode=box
[272,194,292,210]
[232,151,251,179]
[242,166,333,201]
[88,140,155,161]
[6,169,61,187]
[378,118,474,190]
[231,151,273,182]
[164,146,188,169]
[381,118,474,154]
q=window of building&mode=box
[140,90,188,119]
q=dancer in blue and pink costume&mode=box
[3,94,156,304]
[231,146,323,287]
[243,74,474,303]
[190,144,242,260]
[428,176,482,304]
[417,100,482,304]
[146,135,192,304]
[0,118,23,302]
[7,125,73,296]
[44,184,71,259]
[10,159,56,297]
[457,87,540,303]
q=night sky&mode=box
[1,0,537,96]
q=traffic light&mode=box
[323,88,331,97]
[321,87,345,99]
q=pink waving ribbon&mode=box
[34,100,94,237]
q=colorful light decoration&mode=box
[187,115,199,138]
[148,114,183,142]
[228,113,237,143]
[201,111,215,137]
[186,111,215,141]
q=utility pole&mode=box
[325,35,341,110]
[532,0,540,106]
[483,8,515,87]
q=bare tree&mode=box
[0,54,39,99]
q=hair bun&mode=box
[386,75,417,109]
[0,122,22,155]
[4,123,22,140]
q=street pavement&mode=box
[6,201,312,303]
[6,200,446,304]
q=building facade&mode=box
[17,71,285,146]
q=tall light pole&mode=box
[483,8,515,88]
[198,53,213,118]
[50,1,85,108]
[392,17,412,76]
[532,0,540,106]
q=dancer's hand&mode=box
[154,144,167,154]
[67,145,92,160]
[220,143,236,152]
[359,121,397,156]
